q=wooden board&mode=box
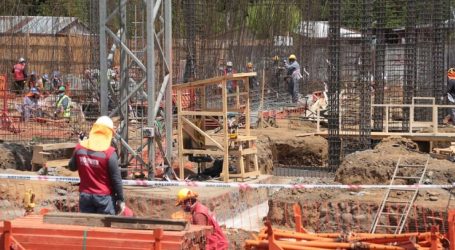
[315,131,455,142]
[44,212,189,231]
[45,159,71,168]
[38,142,77,151]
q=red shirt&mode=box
[74,144,116,195]
[12,63,26,81]
[192,202,229,250]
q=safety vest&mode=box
[74,144,116,195]
[192,202,229,250]
[13,63,26,81]
[56,95,71,118]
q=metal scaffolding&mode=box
[99,0,173,179]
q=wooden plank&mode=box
[232,135,257,142]
[39,143,76,151]
[295,133,315,137]
[230,148,257,156]
[180,110,224,116]
[173,72,257,90]
[45,159,71,168]
[43,213,189,231]
[222,79,230,182]
[177,89,185,180]
[182,149,225,156]
[181,116,224,151]
[315,131,455,142]
[228,170,260,178]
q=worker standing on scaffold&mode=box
[176,188,229,250]
[11,57,27,95]
[69,116,126,215]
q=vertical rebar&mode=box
[328,0,341,170]
[99,0,108,115]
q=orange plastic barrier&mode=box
[0,215,210,250]
[245,205,452,250]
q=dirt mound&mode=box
[272,136,327,167]
[335,136,455,185]
[253,127,328,173]
[0,142,32,171]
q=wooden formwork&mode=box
[173,72,260,182]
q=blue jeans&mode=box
[79,192,115,215]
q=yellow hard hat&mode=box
[289,54,297,60]
[273,55,279,61]
[176,188,198,206]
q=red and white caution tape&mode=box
[0,173,453,190]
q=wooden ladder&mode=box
[370,156,430,234]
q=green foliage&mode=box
[245,0,301,38]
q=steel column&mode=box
[99,0,108,115]
[146,0,156,179]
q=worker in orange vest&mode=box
[176,188,229,250]
[11,57,28,95]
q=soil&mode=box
[335,136,455,185]
[225,228,256,250]
[267,136,455,234]
[253,120,328,173]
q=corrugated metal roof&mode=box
[297,21,361,38]
[0,16,91,35]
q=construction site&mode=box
[2,0,455,249]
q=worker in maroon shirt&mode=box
[176,188,229,250]
[69,116,124,215]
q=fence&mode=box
[1,175,453,236]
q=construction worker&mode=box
[446,68,455,125]
[51,70,62,92]
[54,86,71,118]
[284,54,303,103]
[40,74,49,93]
[22,87,41,122]
[246,62,258,89]
[176,188,229,250]
[69,116,125,215]
[224,61,237,94]
[28,71,37,89]
[11,57,28,95]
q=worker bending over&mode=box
[69,116,125,215]
[176,188,229,250]
[22,87,41,122]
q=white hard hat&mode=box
[226,61,233,67]
[19,57,26,63]
[95,116,114,130]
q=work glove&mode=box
[116,201,126,215]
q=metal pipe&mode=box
[146,0,156,180]
[164,0,173,162]
[99,0,108,115]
